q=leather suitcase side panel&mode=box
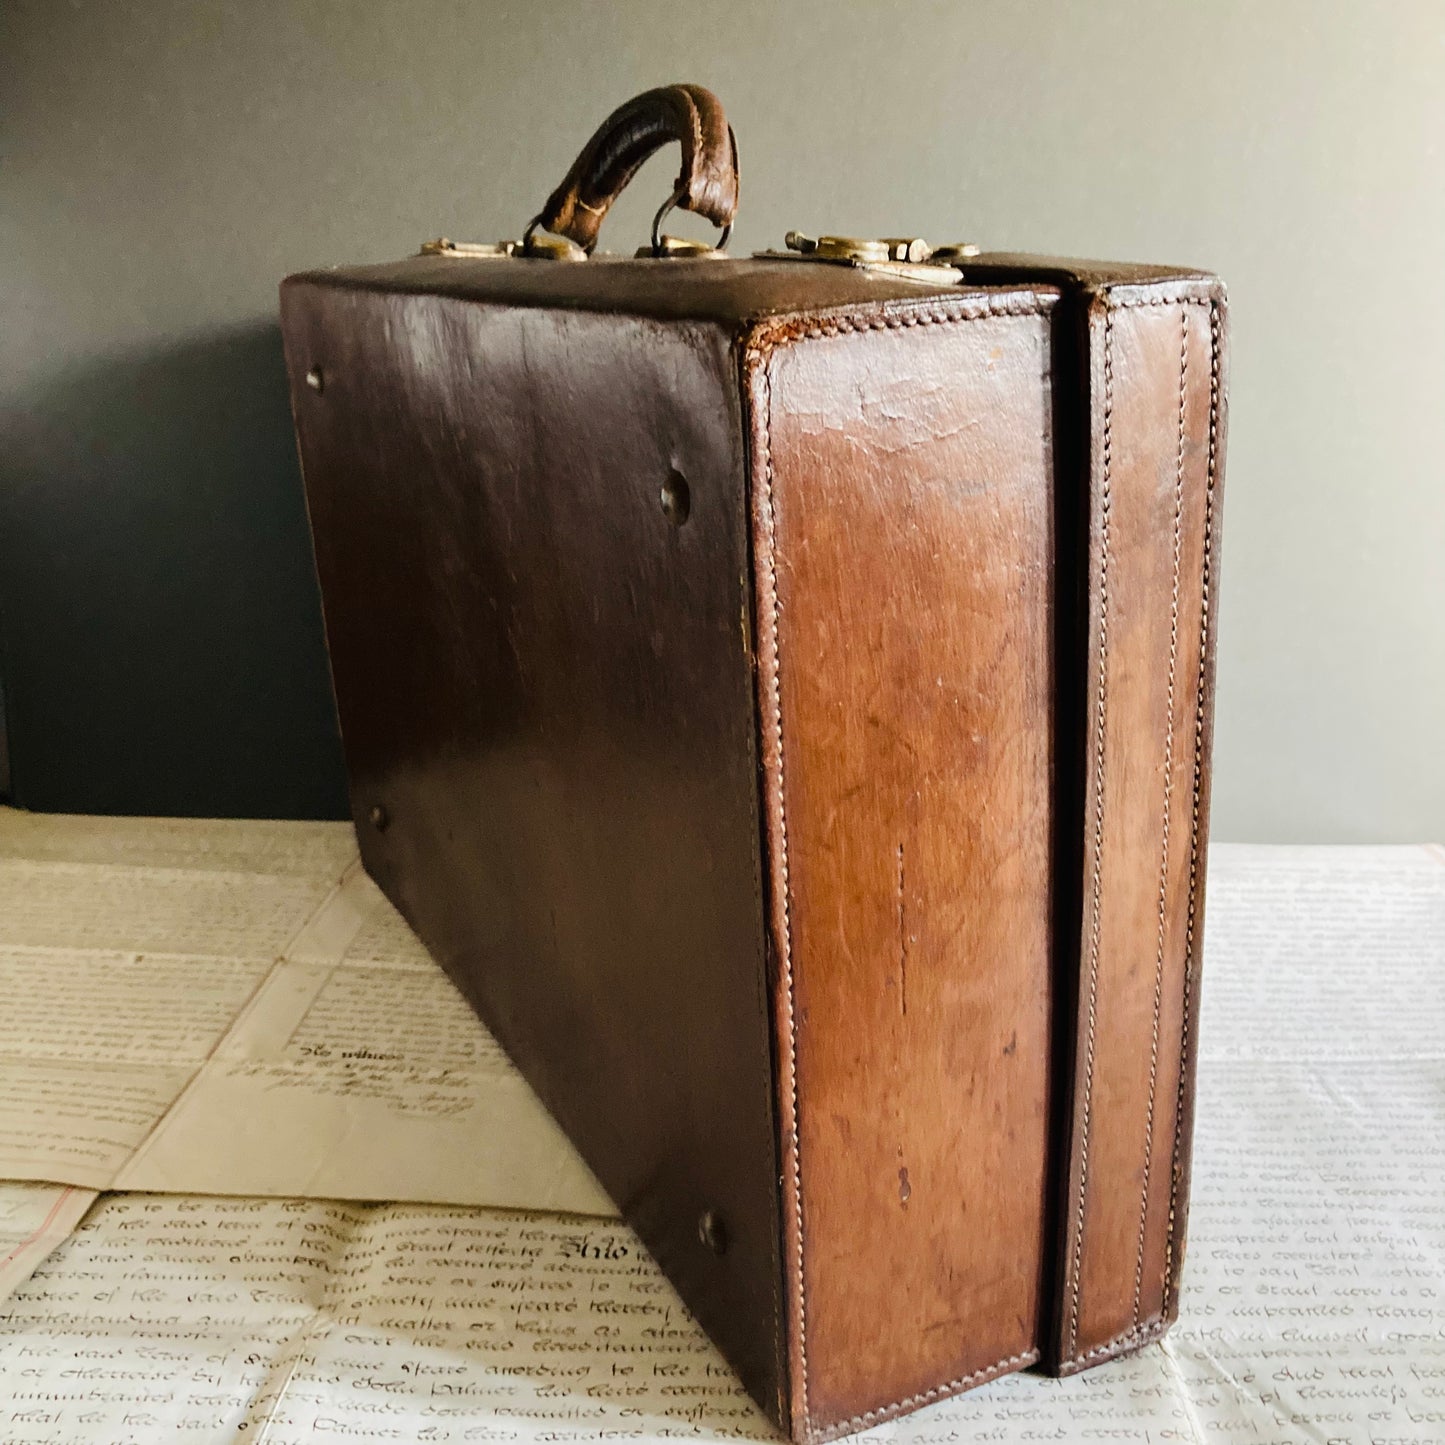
[1052,282,1228,1370]
[744,294,1058,1440]
[281,283,788,1421]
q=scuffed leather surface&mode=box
[745,298,1059,1439]
[281,284,786,1414]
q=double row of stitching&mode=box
[1163,298,1222,1312]
[1065,291,1221,1359]
[1064,301,1115,1359]
[812,1350,1040,1442]
[745,295,1051,1441]
[1131,306,1192,1325]
[1059,1313,1173,1373]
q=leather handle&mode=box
[534,84,738,253]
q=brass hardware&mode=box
[523,234,589,262]
[422,157,746,264]
[879,237,935,264]
[651,185,733,258]
[420,231,722,262]
[419,233,588,262]
[813,235,892,264]
[414,227,968,269]
[305,367,324,393]
[638,235,731,260]
[507,215,590,261]
[420,238,517,258]
[786,233,933,265]
[443,184,735,263]
[931,243,982,262]
[760,231,963,286]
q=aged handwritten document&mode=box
[0,808,611,1217]
[0,1184,96,1301]
[1,841,1442,1443]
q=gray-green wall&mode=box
[4,1,1442,838]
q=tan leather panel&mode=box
[1057,286,1226,1368]
[746,296,1057,1438]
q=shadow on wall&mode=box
[0,322,349,818]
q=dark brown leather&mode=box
[294,252,976,320]
[281,283,785,1409]
[283,238,1226,1442]
[536,83,738,251]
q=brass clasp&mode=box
[754,232,978,284]
[419,238,517,258]
[930,243,982,263]
[418,232,590,262]
[787,233,935,265]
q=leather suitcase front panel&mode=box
[282,283,787,1416]
[745,295,1058,1437]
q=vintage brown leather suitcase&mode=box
[281,85,1228,1442]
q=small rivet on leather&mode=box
[369,804,389,832]
[660,469,691,526]
[306,366,325,394]
[698,1209,728,1255]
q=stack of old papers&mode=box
[1,808,1442,1443]
[0,805,612,1303]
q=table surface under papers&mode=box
[0,815,1442,1445]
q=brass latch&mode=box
[754,232,981,283]
[417,231,982,275]
[420,235,589,262]
[419,238,516,258]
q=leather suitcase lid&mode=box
[283,252,1059,327]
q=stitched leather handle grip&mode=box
[535,84,738,252]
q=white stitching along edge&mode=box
[745,293,1055,1438]
[1066,290,1221,1364]
[1132,305,1192,1325]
